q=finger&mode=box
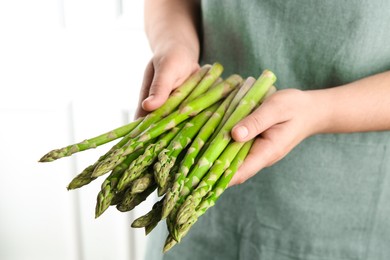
[229,121,300,186]
[135,61,155,118]
[231,97,288,142]
[141,59,180,112]
[229,137,276,186]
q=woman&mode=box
[137,0,390,259]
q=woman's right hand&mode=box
[135,44,200,118]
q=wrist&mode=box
[304,89,335,136]
[153,40,200,62]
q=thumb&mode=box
[231,98,286,142]
[142,62,178,112]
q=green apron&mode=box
[146,1,390,259]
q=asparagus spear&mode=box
[169,214,197,246]
[175,141,245,225]
[208,77,255,143]
[180,71,275,199]
[165,77,259,240]
[67,165,97,190]
[163,77,257,227]
[54,121,147,191]
[116,122,185,192]
[197,140,254,215]
[174,139,254,243]
[47,65,212,187]
[179,63,223,107]
[131,198,165,235]
[166,74,273,237]
[128,64,212,138]
[116,183,157,212]
[67,84,275,191]
[157,151,184,197]
[161,87,239,218]
[95,148,146,218]
[93,74,243,178]
[39,117,144,162]
[171,83,276,224]
[130,171,155,194]
[144,215,161,236]
[153,102,220,190]
[66,130,142,190]
[163,235,178,253]
[131,199,163,228]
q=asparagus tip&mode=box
[163,235,177,253]
[95,208,105,219]
[38,153,54,162]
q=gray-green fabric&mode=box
[145,0,390,259]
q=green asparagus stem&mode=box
[144,216,160,235]
[110,189,126,206]
[116,122,185,192]
[175,139,254,242]
[180,72,275,199]
[171,214,197,245]
[175,141,245,225]
[153,102,219,190]
[67,165,97,190]
[130,171,155,194]
[131,199,163,228]
[171,83,276,221]
[72,64,211,190]
[128,63,221,139]
[38,64,279,255]
[93,74,243,178]
[157,152,184,197]
[68,66,220,184]
[67,137,136,190]
[211,77,255,140]
[163,235,178,253]
[156,167,173,197]
[131,198,165,235]
[197,139,254,215]
[163,80,255,229]
[116,183,157,212]
[179,62,223,107]
[39,117,144,162]
[209,77,223,89]
[196,77,255,165]
[161,87,239,218]
[128,65,212,138]
[166,73,274,238]
[67,116,153,190]
[95,148,146,218]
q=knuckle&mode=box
[247,113,265,135]
[149,82,164,95]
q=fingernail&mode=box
[142,95,154,109]
[234,126,248,139]
[144,95,154,103]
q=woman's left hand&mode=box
[229,88,328,185]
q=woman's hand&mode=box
[229,69,390,186]
[137,0,201,118]
[229,89,328,185]
[135,45,200,118]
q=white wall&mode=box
[0,1,154,260]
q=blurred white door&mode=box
[0,1,153,260]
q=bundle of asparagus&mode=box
[39,62,277,253]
